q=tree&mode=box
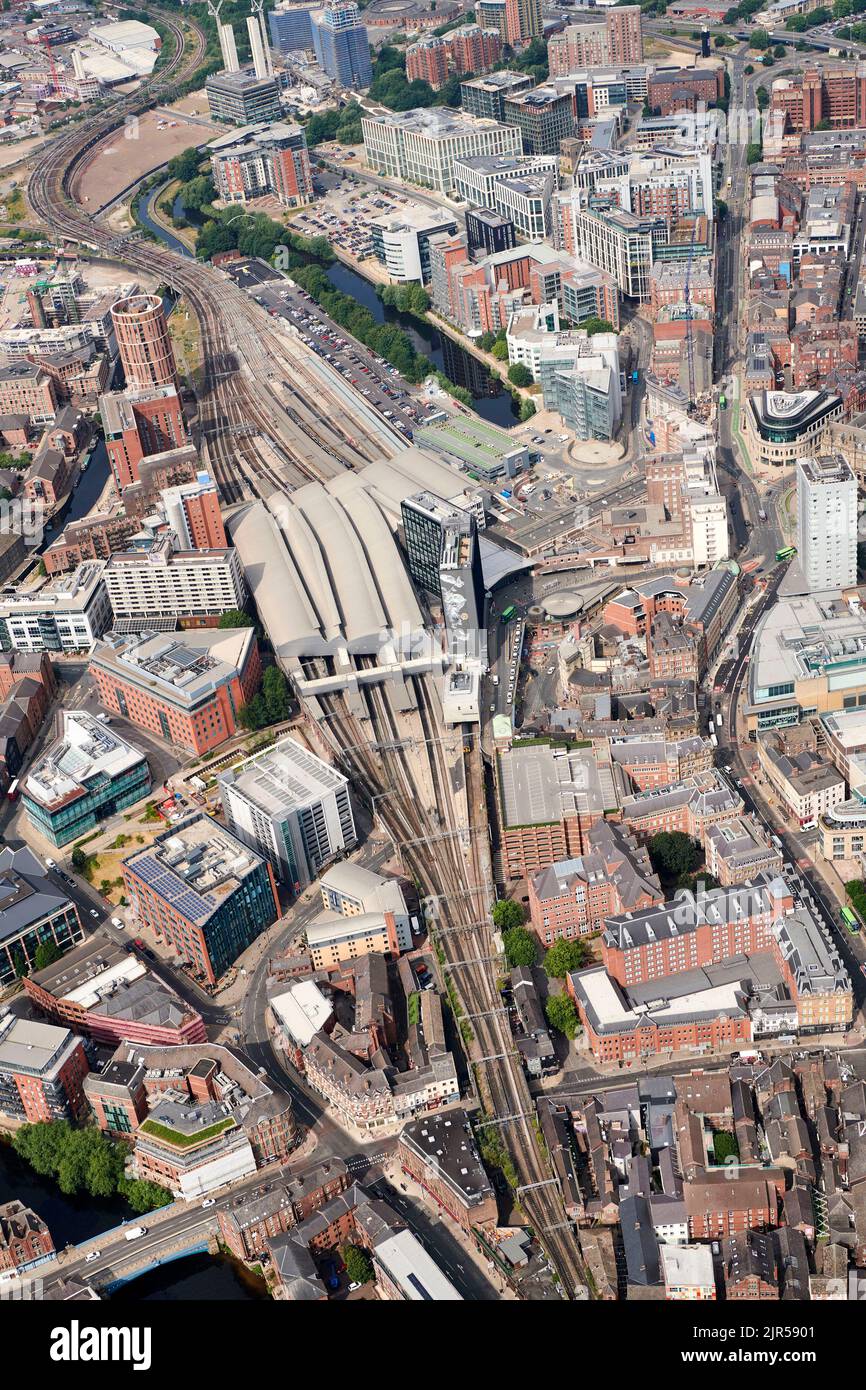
[649,831,701,883]
[491,339,509,361]
[761,51,774,65]
[750,26,769,47]
[581,316,615,336]
[71,844,88,872]
[756,85,769,111]
[218,609,254,629]
[262,666,292,724]
[545,992,580,1040]
[543,937,592,979]
[342,1243,374,1285]
[520,398,536,422]
[33,940,62,972]
[746,143,763,164]
[773,43,786,57]
[502,926,537,969]
[167,147,202,182]
[478,331,497,352]
[507,362,533,389]
[492,898,525,932]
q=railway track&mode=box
[26,8,392,505]
[312,673,589,1298]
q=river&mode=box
[0,1143,263,1300]
[135,186,520,427]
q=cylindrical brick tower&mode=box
[111,293,179,391]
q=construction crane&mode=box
[41,34,62,96]
[683,212,699,410]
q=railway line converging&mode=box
[24,11,589,1296]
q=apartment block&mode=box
[218,735,357,891]
[99,383,187,491]
[209,122,313,207]
[0,1015,89,1124]
[103,537,246,624]
[547,7,643,77]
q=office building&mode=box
[269,2,318,52]
[528,820,663,946]
[89,626,262,756]
[439,509,486,667]
[122,815,281,985]
[205,68,282,125]
[0,845,84,987]
[466,207,515,255]
[23,710,151,848]
[0,1015,89,1124]
[370,205,458,283]
[398,1109,498,1231]
[453,151,558,209]
[796,454,857,593]
[770,64,866,133]
[94,1042,298,1196]
[0,563,112,654]
[218,736,357,890]
[99,383,187,491]
[556,194,668,300]
[747,592,866,733]
[460,70,533,121]
[361,107,521,195]
[111,294,178,394]
[493,172,554,241]
[502,86,574,155]
[537,330,622,440]
[24,933,207,1048]
[103,537,246,624]
[312,2,372,90]
[209,122,313,207]
[745,389,845,470]
[401,491,463,597]
[548,8,643,76]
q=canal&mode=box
[0,1143,263,1300]
[136,186,520,427]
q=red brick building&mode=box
[685,1175,780,1240]
[90,627,260,757]
[111,294,179,393]
[99,384,187,491]
[0,1200,55,1273]
[0,361,57,424]
[0,1016,89,1123]
[528,820,663,944]
[600,880,793,990]
[218,1158,349,1261]
[646,66,724,117]
[771,65,866,133]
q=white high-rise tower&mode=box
[251,0,274,77]
[246,14,270,79]
[796,453,857,592]
[220,22,240,72]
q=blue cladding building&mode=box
[311,2,372,90]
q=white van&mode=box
[124,1226,147,1242]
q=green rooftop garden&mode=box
[139,1116,237,1149]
